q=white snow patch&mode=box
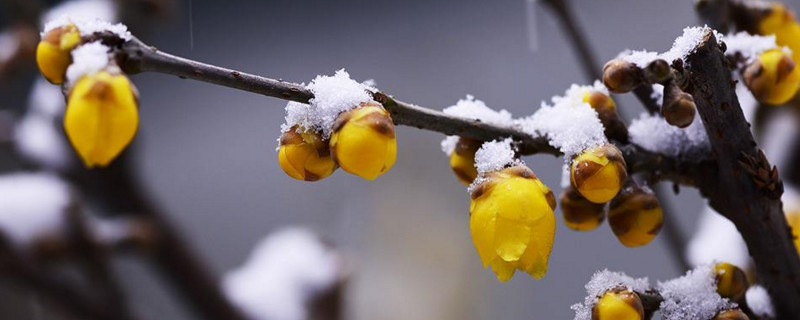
[620,26,723,67]
[65,42,110,85]
[571,269,650,320]
[473,138,519,174]
[724,32,789,66]
[281,69,374,138]
[442,95,515,127]
[686,206,750,269]
[736,81,758,124]
[518,83,607,157]
[628,112,709,158]
[657,265,735,320]
[440,135,459,156]
[0,173,71,245]
[651,84,664,107]
[43,17,129,42]
[14,115,72,170]
[746,285,775,318]
[223,227,342,320]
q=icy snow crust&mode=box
[619,26,723,67]
[281,69,374,138]
[657,265,735,320]
[571,269,650,320]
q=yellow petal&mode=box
[490,258,516,282]
[64,71,139,167]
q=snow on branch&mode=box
[657,265,735,320]
[281,69,375,138]
[619,26,723,67]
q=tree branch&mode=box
[685,31,800,318]
[108,35,709,187]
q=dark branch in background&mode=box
[686,31,800,318]
[0,234,119,320]
[540,0,601,81]
[69,153,250,320]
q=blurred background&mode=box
[2,0,799,319]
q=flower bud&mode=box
[712,309,750,320]
[662,80,696,128]
[608,186,663,248]
[470,165,556,282]
[36,24,82,84]
[743,49,800,105]
[560,187,605,231]
[644,59,672,83]
[64,70,139,167]
[713,262,749,302]
[330,102,397,180]
[787,210,800,260]
[278,126,337,181]
[591,288,644,320]
[603,59,643,93]
[758,3,800,56]
[449,137,481,186]
[583,90,628,142]
[570,144,627,204]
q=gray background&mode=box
[6,0,800,319]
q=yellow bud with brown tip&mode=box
[64,70,139,167]
[743,49,800,105]
[608,186,663,248]
[603,59,642,93]
[713,262,749,302]
[278,126,337,181]
[591,288,644,320]
[449,137,481,186]
[329,102,397,180]
[469,165,556,282]
[571,144,627,204]
[560,187,605,231]
[36,24,82,84]
[712,309,750,320]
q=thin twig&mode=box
[110,35,709,187]
[540,0,601,81]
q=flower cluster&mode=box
[278,70,396,181]
[36,18,138,167]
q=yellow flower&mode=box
[743,49,800,105]
[469,165,556,282]
[592,288,644,320]
[278,126,337,181]
[570,144,627,204]
[330,102,397,180]
[582,90,616,113]
[36,24,82,84]
[64,70,139,167]
[608,187,663,248]
[713,262,748,302]
[759,3,800,59]
[560,187,605,231]
[449,137,481,186]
